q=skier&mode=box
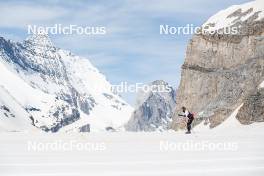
[178,106,194,134]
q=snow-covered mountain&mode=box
[125,80,176,131]
[0,34,133,132]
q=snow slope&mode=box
[202,0,264,31]
[0,56,62,131]
[0,86,35,132]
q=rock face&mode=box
[0,34,133,132]
[125,80,176,131]
[79,124,91,132]
[172,0,264,129]
[236,88,264,124]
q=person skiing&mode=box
[178,106,194,134]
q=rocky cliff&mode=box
[172,0,264,129]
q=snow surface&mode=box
[0,122,264,176]
[202,0,264,31]
[1,101,263,175]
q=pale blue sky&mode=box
[0,0,251,105]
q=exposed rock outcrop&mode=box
[236,88,264,124]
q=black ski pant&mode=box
[187,117,194,132]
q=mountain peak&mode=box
[24,33,54,48]
[151,80,168,86]
[135,80,175,108]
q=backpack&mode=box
[188,112,194,119]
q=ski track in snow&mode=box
[0,125,264,176]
